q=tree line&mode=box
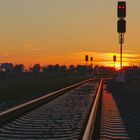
[0,63,115,76]
[1,63,140,78]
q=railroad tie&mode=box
[100,85,130,140]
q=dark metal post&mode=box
[117,1,126,70]
[119,33,124,70]
[120,33,123,70]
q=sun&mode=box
[109,61,129,70]
[114,63,121,70]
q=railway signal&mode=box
[90,57,93,67]
[113,55,116,69]
[90,57,93,62]
[117,1,126,18]
[85,55,89,66]
[113,55,116,62]
[117,1,126,70]
[117,19,126,33]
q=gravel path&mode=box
[106,80,140,140]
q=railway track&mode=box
[0,79,102,140]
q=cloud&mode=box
[72,51,140,66]
[0,45,140,67]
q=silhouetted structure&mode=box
[117,1,126,70]
[1,63,14,73]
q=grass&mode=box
[0,73,91,103]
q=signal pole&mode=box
[117,1,126,70]
[120,33,123,70]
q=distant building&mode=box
[0,63,14,72]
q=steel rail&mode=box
[0,77,96,126]
[82,79,103,140]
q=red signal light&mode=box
[118,6,125,9]
[117,1,126,18]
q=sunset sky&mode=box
[0,0,140,68]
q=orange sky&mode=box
[0,0,140,68]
